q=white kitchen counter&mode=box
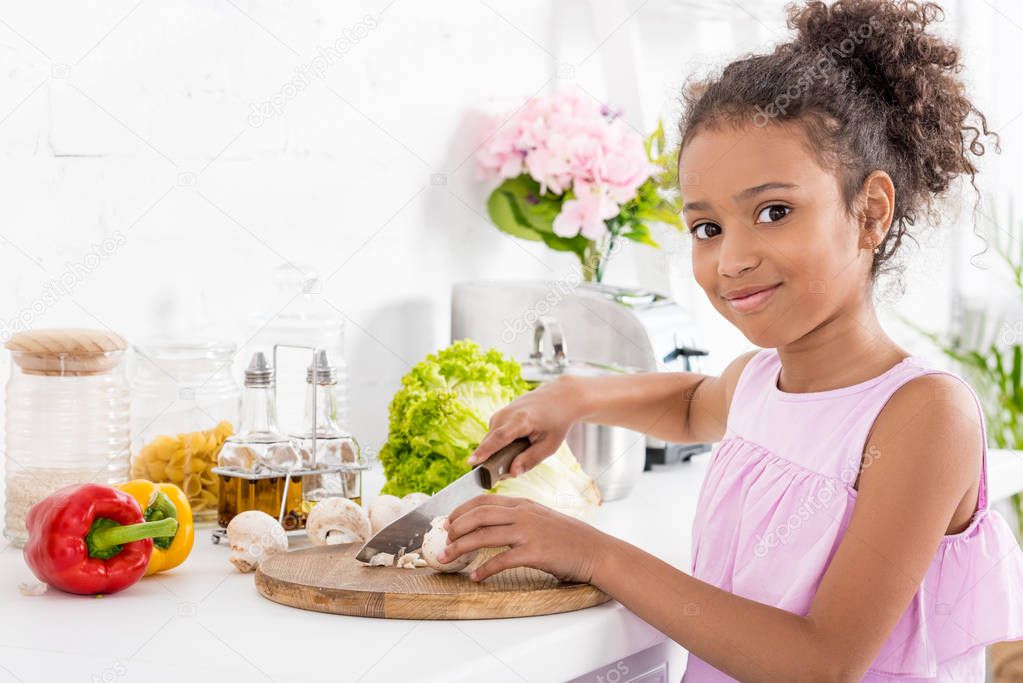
[1,449,1021,683]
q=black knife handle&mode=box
[477,437,531,489]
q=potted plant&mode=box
[905,196,1023,537]
[476,88,683,283]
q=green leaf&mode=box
[486,186,543,241]
[622,232,660,248]
[992,344,1008,396]
[637,204,685,228]
[620,223,660,248]
[963,350,988,372]
[644,120,668,160]
[538,231,590,259]
[487,176,564,237]
[1013,345,1022,411]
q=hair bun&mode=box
[789,1,962,135]
[678,0,997,288]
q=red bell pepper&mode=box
[23,483,179,595]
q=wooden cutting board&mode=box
[254,543,611,620]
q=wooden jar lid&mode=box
[5,328,128,376]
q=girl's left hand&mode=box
[441,495,607,583]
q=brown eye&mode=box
[691,222,721,240]
[756,205,790,223]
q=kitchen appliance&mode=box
[355,438,528,563]
[451,281,712,469]
[522,316,645,501]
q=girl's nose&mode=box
[717,226,761,278]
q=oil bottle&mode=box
[291,350,362,507]
[216,352,309,530]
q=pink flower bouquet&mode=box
[477,88,683,282]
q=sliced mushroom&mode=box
[306,497,371,546]
[368,552,395,567]
[398,551,426,569]
[366,551,426,569]
[226,510,288,572]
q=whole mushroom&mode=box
[368,494,406,535]
[420,516,478,573]
[306,497,372,546]
[226,511,288,573]
[402,492,430,509]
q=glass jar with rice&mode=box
[130,340,240,522]
[4,328,131,547]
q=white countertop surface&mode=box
[1,449,1021,683]
[0,457,705,683]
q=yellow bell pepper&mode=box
[115,480,194,576]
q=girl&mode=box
[441,0,1023,680]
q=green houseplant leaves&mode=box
[907,195,1023,536]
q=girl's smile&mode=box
[722,282,783,314]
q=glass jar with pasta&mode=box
[130,340,240,522]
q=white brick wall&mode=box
[0,0,1018,472]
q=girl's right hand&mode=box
[467,376,583,476]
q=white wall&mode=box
[0,0,1019,463]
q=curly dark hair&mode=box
[678,0,998,285]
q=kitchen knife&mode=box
[355,437,530,563]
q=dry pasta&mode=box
[132,420,233,517]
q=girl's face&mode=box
[678,122,874,349]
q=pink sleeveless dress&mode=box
[683,349,1023,681]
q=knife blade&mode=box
[355,437,530,563]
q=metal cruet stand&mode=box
[210,343,368,543]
